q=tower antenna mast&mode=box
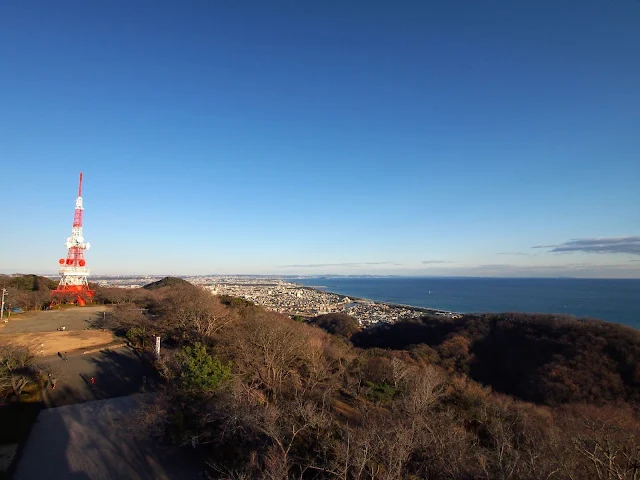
[51,172,95,306]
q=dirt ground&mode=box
[0,330,116,356]
[0,305,109,333]
[0,305,116,355]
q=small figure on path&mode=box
[51,377,57,389]
[90,376,95,385]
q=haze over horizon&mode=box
[1,1,638,278]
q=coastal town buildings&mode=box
[92,275,460,326]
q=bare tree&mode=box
[561,405,640,480]
[159,285,236,340]
[222,312,312,399]
[400,364,446,415]
[0,345,38,402]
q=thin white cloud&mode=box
[533,236,640,256]
[453,263,640,278]
[278,262,393,268]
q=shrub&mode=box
[365,380,398,405]
[176,342,232,392]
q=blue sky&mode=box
[0,1,639,277]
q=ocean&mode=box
[291,277,640,329]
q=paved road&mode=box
[42,346,151,407]
[1,306,108,334]
[13,395,203,480]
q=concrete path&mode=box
[12,395,202,480]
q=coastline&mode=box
[288,277,640,327]
[205,279,460,325]
[295,283,463,319]
[202,277,635,327]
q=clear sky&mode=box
[1,1,639,277]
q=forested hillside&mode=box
[0,274,57,311]
[353,313,640,406]
[94,282,640,479]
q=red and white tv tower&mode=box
[51,172,95,306]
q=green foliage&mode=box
[176,342,232,392]
[126,326,146,346]
[292,315,305,323]
[218,295,254,308]
[365,380,398,405]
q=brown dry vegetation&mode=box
[95,280,640,480]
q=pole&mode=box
[1,288,7,323]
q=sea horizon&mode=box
[19,273,638,280]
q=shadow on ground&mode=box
[45,347,152,407]
[9,344,202,479]
[12,395,202,480]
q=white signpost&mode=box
[155,336,161,358]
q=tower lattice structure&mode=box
[51,172,95,306]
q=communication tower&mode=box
[51,172,95,306]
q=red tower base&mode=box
[50,286,95,307]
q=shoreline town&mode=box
[94,275,461,326]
